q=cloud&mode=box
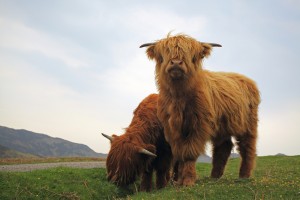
[1,1,299,156]
[97,7,208,97]
[119,7,207,38]
[99,53,157,97]
[0,17,90,69]
[0,58,113,152]
[258,101,300,156]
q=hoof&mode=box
[173,178,183,186]
[182,177,196,186]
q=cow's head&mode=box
[140,34,221,83]
[102,133,157,186]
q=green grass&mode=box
[0,157,105,165]
[1,156,300,199]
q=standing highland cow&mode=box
[140,34,260,186]
[102,94,172,191]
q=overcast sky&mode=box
[1,0,299,156]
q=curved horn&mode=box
[139,148,157,157]
[101,133,113,142]
[139,42,156,48]
[207,43,222,47]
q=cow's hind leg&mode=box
[155,144,172,189]
[172,161,179,182]
[173,161,184,185]
[155,158,172,189]
[211,136,233,178]
[236,132,257,178]
[156,169,170,189]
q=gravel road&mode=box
[0,161,106,172]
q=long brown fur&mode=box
[105,94,172,191]
[142,34,260,186]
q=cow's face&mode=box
[104,134,156,186]
[141,34,220,83]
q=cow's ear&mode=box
[201,43,212,58]
[146,46,156,60]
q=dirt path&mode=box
[0,161,106,172]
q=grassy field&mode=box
[1,156,299,199]
[0,157,105,165]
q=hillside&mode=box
[0,144,38,158]
[0,126,106,158]
[197,154,212,163]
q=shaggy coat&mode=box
[104,94,172,191]
[141,34,260,186]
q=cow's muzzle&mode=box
[166,59,187,80]
[168,65,185,80]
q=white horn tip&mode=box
[139,148,157,157]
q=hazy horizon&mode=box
[0,124,298,157]
[1,1,299,156]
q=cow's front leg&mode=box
[140,168,153,191]
[181,160,197,186]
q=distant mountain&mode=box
[0,144,38,158]
[196,153,240,163]
[0,126,106,158]
[275,153,286,156]
[197,154,212,163]
[230,153,240,158]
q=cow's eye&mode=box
[192,55,197,63]
[158,55,163,63]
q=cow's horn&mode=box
[101,133,114,142]
[207,43,222,47]
[139,43,156,48]
[139,148,157,157]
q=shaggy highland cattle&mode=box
[140,34,260,186]
[102,94,172,191]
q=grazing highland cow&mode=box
[140,34,260,186]
[102,94,172,191]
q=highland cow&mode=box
[140,34,260,186]
[102,94,172,191]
